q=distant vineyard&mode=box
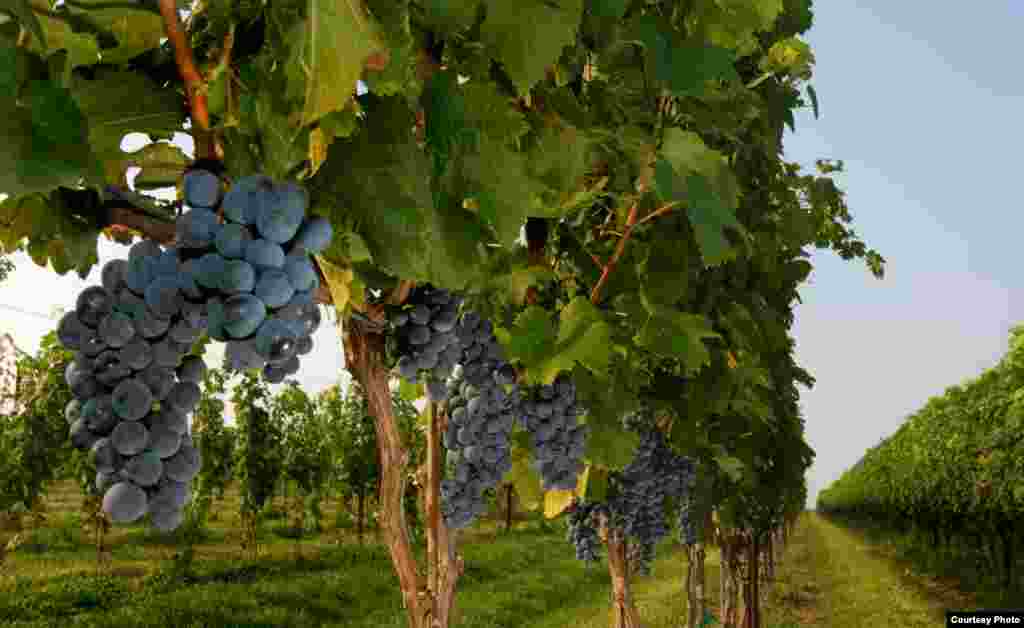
[817,325,1024,594]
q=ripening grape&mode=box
[102,259,128,294]
[291,216,333,254]
[254,268,294,308]
[97,312,135,348]
[222,293,267,339]
[222,174,273,225]
[70,419,100,450]
[111,378,154,421]
[147,424,183,459]
[183,169,222,208]
[220,259,257,294]
[120,450,163,487]
[177,356,206,384]
[283,255,317,292]
[65,399,82,425]
[165,381,201,415]
[150,506,184,532]
[76,286,113,328]
[163,441,201,482]
[111,420,149,456]
[57,312,92,350]
[257,182,307,243]
[245,238,285,271]
[103,481,148,523]
[138,365,174,400]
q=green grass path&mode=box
[767,513,973,627]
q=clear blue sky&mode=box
[2,2,1022,508]
[785,1,1024,506]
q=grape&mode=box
[103,481,148,523]
[57,312,92,350]
[111,378,153,421]
[111,420,149,456]
[183,169,221,208]
[568,501,604,563]
[205,297,227,341]
[296,336,313,356]
[84,395,119,435]
[76,286,113,328]
[194,253,226,290]
[151,407,188,436]
[256,182,306,243]
[245,238,285,271]
[222,174,274,225]
[144,276,183,319]
[148,424,183,459]
[70,419,100,450]
[90,438,121,474]
[164,441,201,482]
[139,365,174,400]
[292,216,333,254]
[66,362,100,399]
[223,294,266,338]
[65,399,82,425]
[254,268,295,308]
[153,249,180,277]
[152,339,186,368]
[177,356,206,384]
[283,255,317,292]
[169,319,201,345]
[263,363,288,384]
[101,259,128,294]
[97,312,135,348]
[96,470,120,495]
[177,208,220,249]
[165,381,200,414]
[225,339,266,371]
[121,450,163,487]
[151,479,190,510]
[254,319,298,363]
[220,259,256,294]
[150,507,184,532]
[125,256,156,295]
[129,240,163,262]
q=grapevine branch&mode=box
[589,201,639,305]
[157,0,214,160]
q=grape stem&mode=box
[589,201,639,306]
[157,0,214,161]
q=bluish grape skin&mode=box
[222,174,274,225]
[176,208,220,249]
[183,169,221,208]
[129,240,163,262]
[111,378,154,421]
[292,216,333,254]
[76,286,113,328]
[256,182,306,243]
[111,420,149,456]
[220,259,257,294]
[103,481,148,523]
[223,294,267,338]
[58,312,92,350]
[102,259,128,294]
[121,451,164,487]
[283,256,317,292]
[144,276,184,319]
[245,239,285,271]
[97,312,135,348]
[254,269,295,309]
[165,381,201,414]
[215,223,251,259]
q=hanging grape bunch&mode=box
[517,374,589,491]
[55,168,332,531]
[387,284,463,401]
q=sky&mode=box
[3,2,1023,508]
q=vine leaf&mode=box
[497,297,614,385]
[129,143,191,191]
[316,255,358,316]
[9,0,48,49]
[478,0,585,95]
[632,16,740,96]
[659,129,744,265]
[286,0,384,127]
[635,295,720,373]
[507,432,543,511]
[69,69,187,186]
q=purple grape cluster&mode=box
[54,169,331,530]
[567,499,604,563]
[517,374,588,491]
[388,284,463,400]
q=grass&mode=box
[0,482,991,627]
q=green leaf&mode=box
[9,0,47,49]
[807,84,819,119]
[69,69,187,186]
[632,17,739,96]
[714,454,745,483]
[538,297,614,384]
[25,3,100,74]
[285,0,384,127]
[495,307,558,368]
[640,221,691,305]
[129,143,191,190]
[635,298,720,373]
[684,173,742,266]
[478,0,584,95]
[28,80,86,145]
[0,42,17,94]
[589,0,628,18]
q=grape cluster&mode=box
[59,285,206,531]
[438,311,518,528]
[178,172,330,382]
[606,410,696,574]
[55,168,331,530]
[517,375,588,491]
[567,499,604,563]
[388,285,463,400]
[561,407,695,574]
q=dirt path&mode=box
[765,513,977,627]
